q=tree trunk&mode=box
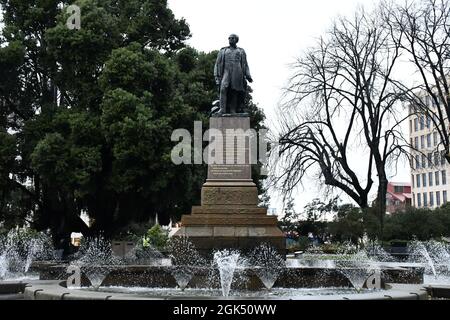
[376,171,388,237]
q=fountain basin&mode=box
[37,263,423,289]
[0,281,28,300]
[425,285,450,299]
[22,280,428,300]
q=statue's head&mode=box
[228,34,239,46]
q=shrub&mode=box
[382,207,448,241]
[321,243,340,254]
[144,224,169,251]
[297,236,311,251]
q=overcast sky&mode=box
[168,0,412,215]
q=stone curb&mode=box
[22,280,429,300]
[424,285,450,299]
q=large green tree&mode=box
[0,0,266,249]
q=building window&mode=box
[442,170,447,185]
[416,155,420,169]
[441,153,446,166]
[421,135,425,149]
[394,186,404,193]
[411,175,415,188]
[434,152,440,166]
[409,120,412,133]
[420,116,425,130]
[422,173,427,187]
[427,134,431,148]
[416,174,421,188]
[433,132,438,146]
[430,192,434,207]
[427,153,432,167]
[429,172,433,186]
[426,116,431,128]
[417,193,422,207]
[414,118,418,131]
[414,137,419,149]
[444,191,447,203]
[423,193,428,207]
[422,154,427,168]
[436,191,441,206]
[435,171,440,185]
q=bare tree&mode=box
[273,6,409,234]
[384,0,450,162]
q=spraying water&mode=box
[248,243,285,290]
[213,250,241,297]
[408,241,437,277]
[0,252,8,279]
[365,241,397,263]
[123,242,164,265]
[168,236,206,290]
[408,240,450,284]
[335,249,378,291]
[0,228,57,280]
[72,236,122,290]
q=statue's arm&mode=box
[242,49,252,82]
[214,49,223,84]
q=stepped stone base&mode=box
[174,205,285,255]
[173,180,285,256]
[173,228,285,257]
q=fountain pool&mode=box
[2,237,448,300]
[83,286,381,299]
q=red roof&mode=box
[387,190,412,202]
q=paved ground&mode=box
[0,281,28,300]
[0,293,24,300]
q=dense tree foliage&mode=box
[0,0,266,249]
[382,204,450,241]
[278,197,337,241]
[279,198,450,245]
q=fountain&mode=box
[0,215,435,299]
[0,252,8,280]
[248,243,285,290]
[365,241,398,263]
[335,250,379,291]
[213,249,241,297]
[0,228,57,280]
[71,236,122,290]
[168,236,207,290]
[408,240,450,285]
[13,235,432,300]
[408,241,437,277]
[122,240,166,266]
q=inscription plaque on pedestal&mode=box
[207,117,254,181]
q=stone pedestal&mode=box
[173,116,285,257]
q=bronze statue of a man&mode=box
[213,34,253,115]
